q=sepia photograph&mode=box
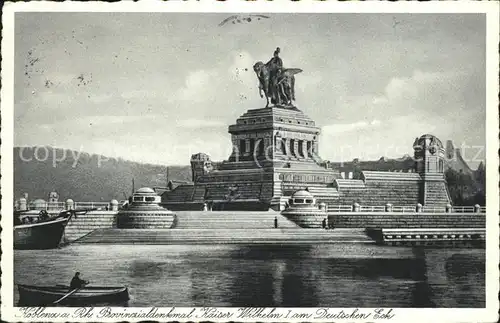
[1,2,499,322]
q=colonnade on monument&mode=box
[229,131,319,161]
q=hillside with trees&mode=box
[14,147,191,202]
[445,165,485,206]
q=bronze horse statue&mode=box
[253,61,302,107]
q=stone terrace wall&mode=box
[330,212,485,229]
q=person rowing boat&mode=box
[70,272,89,289]
[52,272,90,304]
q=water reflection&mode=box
[14,244,485,307]
[445,254,485,307]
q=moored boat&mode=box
[14,209,93,250]
[17,284,129,306]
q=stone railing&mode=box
[19,199,123,212]
[327,203,485,213]
[27,201,65,210]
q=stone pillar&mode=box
[313,141,319,154]
[245,138,251,153]
[249,138,255,155]
[474,204,481,213]
[353,203,360,212]
[264,137,271,155]
[231,138,240,160]
[19,198,28,211]
[302,141,308,158]
[416,203,423,213]
[293,140,299,157]
[231,138,238,152]
[445,204,452,213]
[66,199,74,210]
[385,203,393,212]
[283,138,289,156]
[110,199,119,211]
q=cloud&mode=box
[176,69,217,103]
[319,114,454,163]
[38,115,159,130]
[322,119,382,135]
[374,69,465,111]
[176,119,225,128]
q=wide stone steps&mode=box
[164,185,195,202]
[192,186,206,201]
[76,228,373,244]
[64,212,117,242]
[335,184,420,206]
[205,184,264,200]
[307,186,340,197]
[173,211,300,229]
[362,171,421,180]
[335,179,366,188]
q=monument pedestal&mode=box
[163,105,340,211]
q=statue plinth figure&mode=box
[253,47,302,108]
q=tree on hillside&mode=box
[445,168,485,206]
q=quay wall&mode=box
[64,211,117,242]
[330,212,485,229]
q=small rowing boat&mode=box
[17,284,129,306]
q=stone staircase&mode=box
[191,185,206,201]
[335,179,366,188]
[173,211,300,229]
[64,211,117,242]
[76,228,373,244]
[205,183,266,201]
[332,180,420,207]
[307,185,340,206]
[163,185,195,202]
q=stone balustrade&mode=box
[18,198,119,212]
[327,203,485,214]
[366,228,486,247]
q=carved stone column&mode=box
[301,140,308,158]
[245,138,251,156]
[283,138,290,156]
[313,141,319,154]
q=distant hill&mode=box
[14,147,191,202]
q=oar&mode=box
[52,288,79,305]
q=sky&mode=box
[14,13,486,168]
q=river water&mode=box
[14,244,484,307]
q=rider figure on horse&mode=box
[253,47,302,107]
[266,47,283,104]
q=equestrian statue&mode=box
[253,47,302,108]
